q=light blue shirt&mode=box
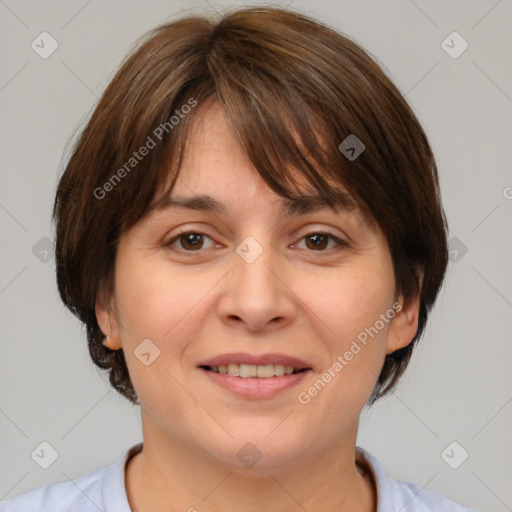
[0,443,477,511]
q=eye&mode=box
[164,230,347,254]
[164,231,217,252]
[293,231,347,252]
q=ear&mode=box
[95,291,122,350]
[385,294,420,355]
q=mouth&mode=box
[197,353,313,399]
[200,364,308,378]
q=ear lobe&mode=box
[385,295,420,355]
[95,296,122,350]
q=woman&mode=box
[0,6,477,512]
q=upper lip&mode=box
[197,353,312,370]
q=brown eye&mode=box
[305,233,329,251]
[179,233,204,250]
[165,232,215,251]
[296,232,346,252]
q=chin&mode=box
[203,424,308,471]
[214,445,304,473]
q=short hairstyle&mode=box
[53,6,448,406]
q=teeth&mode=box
[227,364,240,376]
[239,364,258,378]
[274,364,285,377]
[256,364,274,378]
[208,363,303,378]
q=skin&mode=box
[96,101,420,512]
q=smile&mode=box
[197,353,313,398]
[202,363,307,378]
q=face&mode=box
[96,101,419,470]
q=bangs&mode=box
[145,92,360,224]
[133,60,366,234]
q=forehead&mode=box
[150,100,359,218]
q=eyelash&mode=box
[164,230,348,255]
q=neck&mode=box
[125,413,376,512]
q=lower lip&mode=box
[199,368,311,399]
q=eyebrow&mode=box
[152,192,356,216]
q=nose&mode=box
[217,240,296,333]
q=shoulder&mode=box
[0,466,107,512]
[0,443,141,512]
[389,478,477,511]
[356,447,478,512]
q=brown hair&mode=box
[53,6,448,406]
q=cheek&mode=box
[292,259,395,410]
[112,254,207,411]
[112,252,225,381]
[296,258,395,348]
[114,251,198,339]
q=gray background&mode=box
[0,1,510,511]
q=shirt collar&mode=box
[356,446,396,512]
[104,443,392,512]
[102,442,143,512]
